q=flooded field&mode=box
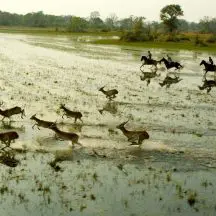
[0,33,216,215]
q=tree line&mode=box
[0,5,216,39]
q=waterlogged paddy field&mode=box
[0,33,216,215]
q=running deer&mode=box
[0,106,25,121]
[30,114,57,130]
[0,131,19,151]
[99,86,118,100]
[49,124,81,147]
[116,120,149,145]
[60,104,83,123]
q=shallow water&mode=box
[0,33,216,215]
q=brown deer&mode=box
[30,114,56,130]
[0,106,25,121]
[0,131,19,151]
[60,104,83,123]
[49,124,81,147]
[99,86,118,100]
[116,120,149,145]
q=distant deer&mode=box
[49,124,81,147]
[0,131,19,151]
[116,120,149,145]
[0,106,25,121]
[99,86,118,100]
[60,104,83,123]
[30,114,57,130]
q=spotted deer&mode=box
[49,124,81,147]
[30,114,57,130]
[0,131,19,151]
[116,120,149,145]
[0,106,25,121]
[60,104,83,123]
[99,86,118,100]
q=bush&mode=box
[157,34,180,42]
[194,35,208,47]
[177,34,191,41]
[120,31,151,42]
[205,34,216,43]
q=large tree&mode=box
[68,16,88,32]
[199,16,216,33]
[160,4,183,33]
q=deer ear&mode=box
[122,119,129,125]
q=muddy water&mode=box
[0,33,216,215]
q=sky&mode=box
[1,0,215,22]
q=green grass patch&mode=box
[92,39,216,52]
[0,26,121,36]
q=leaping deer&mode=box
[116,120,149,145]
[99,86,118,100]
[0,131,19,151]
[60,104,83,123]
[30,114,57,130]
[49,124,82,147]
[0,105,25,121]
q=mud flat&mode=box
[0,33,216,215]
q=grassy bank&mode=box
[0,26,120,36]
[92,39,216,52]
[0,26,216,52]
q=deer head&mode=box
[30,114,37,120]
[116,120,129,129]
[99,86,105,92]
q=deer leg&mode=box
[21,110,25,119]
[32,123,36,129]
[138,137,143,145]
[207,87,211,93]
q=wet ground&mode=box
[0,33,216,215]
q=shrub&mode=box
[205,34,216,43]
[194,35,208,47]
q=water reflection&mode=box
[198,78,216,93]
[159,75,182,88]
[140,69,160,86]
[98,101,118,115]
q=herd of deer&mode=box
[1,55,215,154]
[0,92,149,153]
